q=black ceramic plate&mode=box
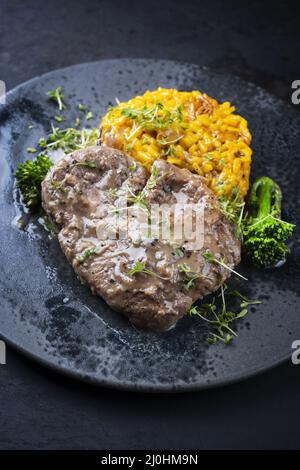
[1,59,299,392]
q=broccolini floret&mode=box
[15,154,53,208]
[243,176,294,267]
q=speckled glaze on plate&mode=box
[0,59,299,392]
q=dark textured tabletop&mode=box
[1,0,300,450]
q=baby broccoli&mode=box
[243,176,294,267]
[15,154,53,209]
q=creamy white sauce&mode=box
[114,260,131,286]
[125,246,147,261]
[48,148,66,164]
[102,245,146,262]
[173,190,189,204]
[143,285,157,295]
[95,170,113,189]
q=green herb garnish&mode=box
[106,188,119,200]
[203,251,248,281]
[15,154,53,208]
[178,263,210,290]
[174,246,185,258]
[38,137,48,148]
[125,142,136,153]
[157,135,183,146]
[218,189,245,236]
[228,290,261,308]
[85,111,93,120]
[127,261,168,280]
[121,101,186,132]
[43,124,98,154]
[47,87,66,111]
[50,179,66,193]
[146,165,171,190]
[146,165,159,190]
[188,285,260,344]
[42,215,56,234]
[128,162,137,171]
[126,186,149,213]
[165,144,175,157]
[79,247,97,263]
[78,103,87,113]
[54,115,66,123]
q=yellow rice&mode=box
[101,88,252,198]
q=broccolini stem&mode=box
[248,176,282,219]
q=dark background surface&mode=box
[1,0,300,450]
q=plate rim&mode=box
[5,57,293,111]
[0,331,290,393]
[1,57,295,392]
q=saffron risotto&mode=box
[101,88,252,198]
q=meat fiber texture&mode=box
[42,145,241,331]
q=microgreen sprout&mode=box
[85,111,93,120]
[127,261,168,280]
[42,124,98,154]
[165,144,175,157]
[218,188,245,236]
[54,115,66,123]
[174,246,185,258]
[146,165,159,190]
[157,135,183,146]
[146,166,171,190]
[106,188,119,200]
[78,103,87,113]
[178,263,210,290]
[128,161,137,171]
[50,179,66,193]
[121,101,186,132]
[47,87,66,110]
[126,185,149,213]
[78,247,97,263]
[188,285,260,344]
[26,147,37,153]
[203,251,248,281]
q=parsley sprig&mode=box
[15,154,53,208]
